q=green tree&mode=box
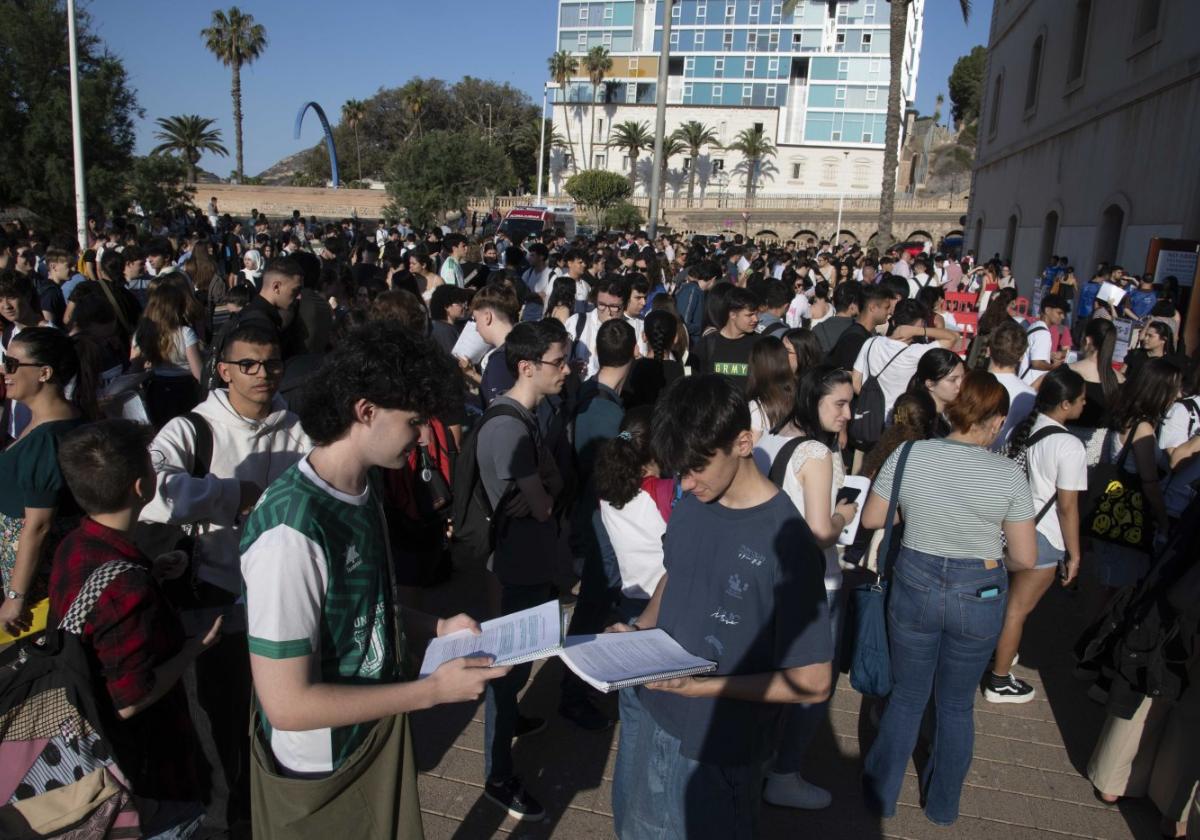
[548,51,580,174]
[583,46,612,166]
[565,169,632,227]
[603,200,644,231]
[122,154,194,218]
[201,6,267,181]
[725,126,776,203]
[341,99,367,182]
[149,115,228,182]
[385,130,514,227]
[0,0,139,228]
[948,45,987,128]
[671,120,722,206]
[608,121,654,191]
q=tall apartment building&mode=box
[549,0,925,200]
[967,0,1200,299]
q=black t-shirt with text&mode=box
[700,332,761,392]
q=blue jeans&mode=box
[862,547,1007,826]
[773,586,845,774]
[483,582,554,782]
[612,703,763,839]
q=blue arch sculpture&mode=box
[294,101,340,188]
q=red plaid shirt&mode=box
[47,517,201,801]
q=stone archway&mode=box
[906,229,935,243]
[792,229,820,245]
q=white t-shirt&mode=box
[852,336,939,419]
[600,491,668,599]
[749,399,770,438]
[1159,396,1200,517]
[780,439,844,590]
[907,272,934,299]
[991,371,1037,453]
[1021,320,1053,384]
[522,266,554,300]
[565,311,647,378]
[785,293,810,328]
[1025,415,1088,551]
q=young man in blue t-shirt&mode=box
[609,374,833,838]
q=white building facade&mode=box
[966,0,1200,293]
[549,0,925,201]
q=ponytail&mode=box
[1006,367,1085,457]
[593,406,655,509]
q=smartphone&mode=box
[836,486,862,505]
[976,586,1001,599]
[1056,553,1069,583]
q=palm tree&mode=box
[655,136,688,217]
[726,126,777,204]
[609,121,654,192]
[400,78,434,140]
[149,115,228,182]
[671,120,722,206]
[341,99,367,182]
[782,0,970,245]
[201,7,267,182]
[548,51,580,174]
[583,46,612,167]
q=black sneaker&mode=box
[513,715,547,739]
[484,777,545,822]
[983,673,1036,704]
[559,699,613,731]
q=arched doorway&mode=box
[1003,214,1019,262]
[1038,211,1059,273]
[1094,204,1125,268]
[792,229,819,246]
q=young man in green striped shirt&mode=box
[240,322,507,836]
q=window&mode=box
[791,162,804,180]
[712,84,723,101]
[745,57,756,74]
[726,4,736,23]
[712,158,725,171]
[862,131,873,143]
[743,84,754,104]
[1025,35,1043,112]
[853,160,869,186]
[769,31,780,51]
[748,31,758,50]
[869,58,882,76]
[792,32,803,46]
[695,30,705,47]
[577,32,588,48]
[681,157,691,171]
[768,57,779,74]
[626,83,637,103]
[835,86,846,101]
[866,87,878,103]
[714,57,725,76]
[765,85,776,104]
[629,57,639,72]
[579,6,589,21]
[836,2,849,24]
[597,118,604,137]
[594,153,606,168]
[723,30,733,50]
[604,4,614,20]
[988,72,1004,137]
[696,2,706,18]
[749,3,760,23]
[771,4,782,24]
[831,130,842,141]
[836,32,846,49]
[754,122,764,133]
[1067,0,1092,84]
[1132,0,1161,42]
[670,29,680,46]
[838,58,850,79]
[685,56,695,72]
[683,82,694,98]
[602,31,613,46]
[865,3,876,18]
[822,159,839,183]
[861,33,872,52]
[622,155,630,169]
[672,1,681,17]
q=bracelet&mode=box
[6,589,25,601]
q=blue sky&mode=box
[93,0,990,177]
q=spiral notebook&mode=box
[418,601,716,692]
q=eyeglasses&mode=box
[221,358,285,376]
[2,356,42,375]
[595,302,623,314]
[531,356,569,370]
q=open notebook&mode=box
[418,600,716,693]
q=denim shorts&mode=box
[1033,531,1063,570]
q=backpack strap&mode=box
[768,436,812,487]
[864,338,910,385]
[181,412,213,479]
[1019,324,1050,378]
[763,320,788,337]
[58,559,143,634]
[876,441,915,580]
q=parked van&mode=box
[498,205,577,242]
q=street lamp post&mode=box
[647,0,674,240]
[66,0,88,251]
[536,83,550,206]
[834,149,849,249]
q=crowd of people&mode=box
[0,207,1197,840]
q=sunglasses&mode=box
[221,358,284,376]
[2,356,42,375]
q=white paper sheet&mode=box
[418,600,562,677]
[558,630,716,693]
[837,475,874,546]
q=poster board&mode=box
[1146,238,1199,288]
[1030,278,1046,316]
[1113,318,1135,365]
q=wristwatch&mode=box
[6,589,25,601]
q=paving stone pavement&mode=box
[411,576,1164,839]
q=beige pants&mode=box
[1088,691,1200,823]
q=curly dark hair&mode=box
[297,321,463,445]
[594,405,655,508]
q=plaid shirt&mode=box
[47,517,201,802]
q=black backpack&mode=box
[1008,424,1073,523]
[762,319,789,338]
[449,403,539,571]
[767,436,813,487]
[848,338,909,450]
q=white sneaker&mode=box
[763,772,833,810]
